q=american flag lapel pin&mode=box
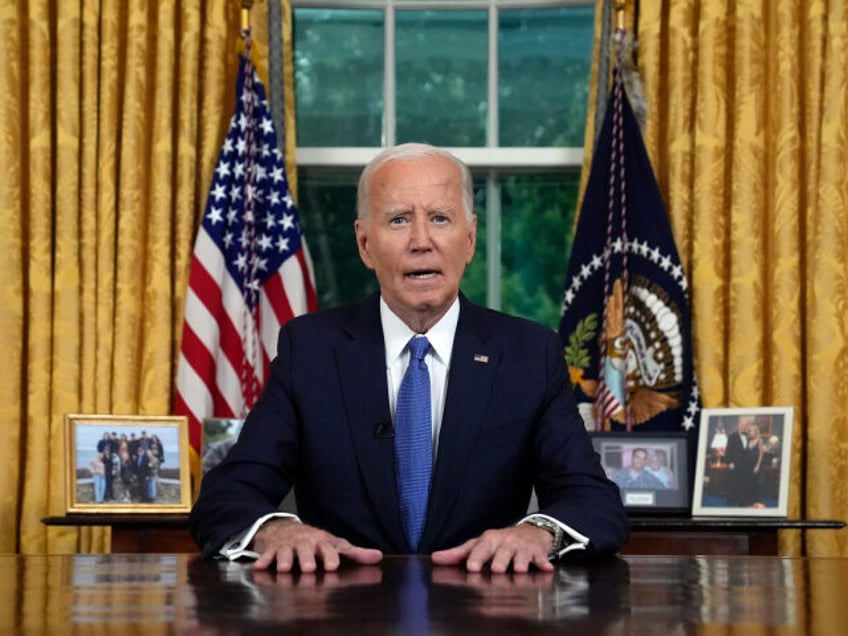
[473,354,489,364]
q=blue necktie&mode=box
[395,336,432,552]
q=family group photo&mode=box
[66,416,189,511]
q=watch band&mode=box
[522,516,567,558]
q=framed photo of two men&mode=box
[590,431,691,515]
[64,414,192,514]
[692,406,794,517]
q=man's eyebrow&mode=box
[428,206,455,215]
[380,206,456,216]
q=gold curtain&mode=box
[0,0,295,554]
[584,1,848,556]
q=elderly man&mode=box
[190,143,629,573]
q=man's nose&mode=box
[409,216,432,246]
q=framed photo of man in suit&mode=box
[64,414,191,513]
[692,407,793,517]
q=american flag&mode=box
[175,55,317,456]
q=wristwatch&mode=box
[522,516,568,558]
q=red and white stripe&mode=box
[175,225,316,454]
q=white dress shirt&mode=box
[381,296,457,458]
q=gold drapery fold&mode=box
[803,2,848,557]
[1,0,295,554]
[0,1,25,555]
[583,0,848,556]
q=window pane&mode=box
[396,10,487,146]
[500,172,580,329]
[297,169,377,309]
[293,9,384,146]
[459,179,487,305]
[498,7,594,147]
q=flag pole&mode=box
[614,1,625,32]
[594,0,632,431]
[241,0,254,35]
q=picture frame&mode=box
[65,414,192,514]
[197,417,299,514]
[201,418,244,477]
[589,431,691,515]
[692,406,793,517]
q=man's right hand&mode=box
[251,518,383,573]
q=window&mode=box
[293,0,594,329]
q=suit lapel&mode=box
[421,300,499,550]
[337,298,407,551]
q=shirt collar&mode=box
[380,296,460,367]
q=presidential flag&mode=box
[558,71,700,435]
[175,55,317,457]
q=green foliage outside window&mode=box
[292,3,593,331]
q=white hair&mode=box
[356,143,474,222]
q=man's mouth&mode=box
[406,270,439,280]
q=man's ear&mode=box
[465,214,478,264]
[354,219,374,270]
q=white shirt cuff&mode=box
[519,512,590,559]
[220,512,301,561]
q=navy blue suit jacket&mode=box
[190,294,629,558]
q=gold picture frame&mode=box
[65,414,192,514]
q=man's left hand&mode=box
[430,523,554,573]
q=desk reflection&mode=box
[1,554,847,634]
[182,555,630,633]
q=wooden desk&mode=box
[626,517,846,555]
[44,514,198,553]
[2,553,847,633]
[43,514,845,556]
